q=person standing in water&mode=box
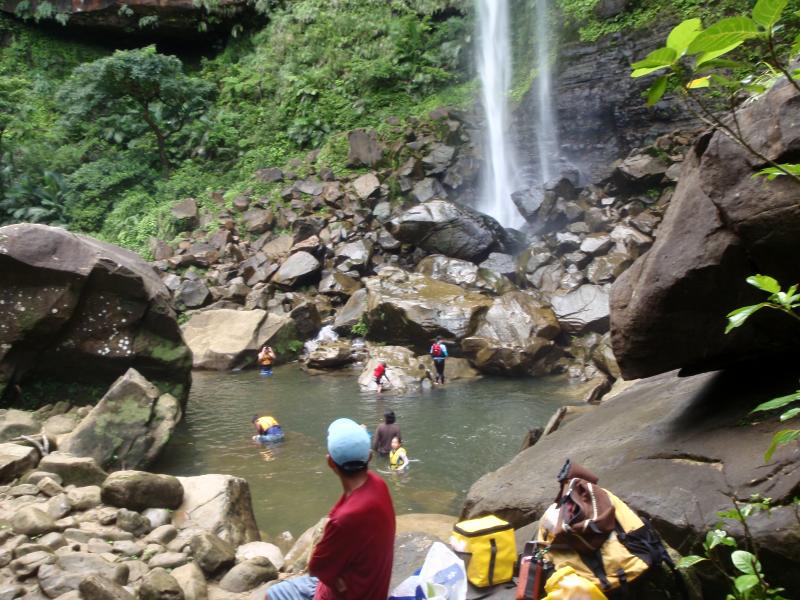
[258,344,276,376]
[430,336,448,385]
[389,436,409,471]
[373,361,390,393]
[372,411,401,457]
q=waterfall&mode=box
[534,0,558,184]
[476,0,523,228]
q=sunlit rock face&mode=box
[0,0,252,39]
[0,223,192,406]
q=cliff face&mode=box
[515,26,699,184]
[0,0,251,38]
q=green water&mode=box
[153,365,582,541]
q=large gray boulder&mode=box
[174,474,259,548]
[0,409,40,442]
[0,224,192,405]
[101,471,184,511]
[415,255,516,295]
[37,452,108,487]
[362,267,492,348]
[461,368,800,592]
[182,309,299,370]
[59,368,181,471]
[550,284,610,334]
[37,553,128,598]
[611,80,800,379]
[385,200,511,262]
[0,442,39,484]
[271,252,321,288]
[347,129,384,167]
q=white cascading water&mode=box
[476,0,523,228]
[534,0,558,184]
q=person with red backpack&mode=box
[373,361,390,393]
[430,336,448,385]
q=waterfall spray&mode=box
[476,0,523,228]
[535,0,558,184]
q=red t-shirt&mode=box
[373,364,386,379]
[309,471,396,600]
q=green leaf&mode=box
[725,303,768,333]
[752,391,800,413]
[687,17,760,54]
[734,573,760,593]
[677,555,707,569]
[746,274,781,293]
[667,19,703,55]
[695,58,745,71]
[753,163,800,180]
[687,76,711,89]
[646,75,669,106]
[731,550,759,575]
[764,429,800,461]
[632,66,671,78]
[752,0,788,29]
[780,407,800,421]
[706,528,736,550]
[631,47,678,74]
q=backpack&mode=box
[431,343,446,358]
[537,460,686,599]
[450,515,517,588]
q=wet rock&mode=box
[421,144,455,175]
[579,233,613,255]
[332,288,368,335]
[611,81,800,379]
[0,224,192,405]
[386,200,508,262]
[550,285,610,334]
[38,453,108,487]
[59,369,181,471]
[478,253,517,279]
[347,129,384,167]
[511,188,544,222]
[171,562,208,600]
[171,198,199,231]
[357,347,428,392]
[219,556,278,592]
[174,475,259,547]
[586,253,632,284]
[101,471,184,512]
[0,443,39,484]
[334,240,372,273]
[318,272,361,297]
[139,568,184,600]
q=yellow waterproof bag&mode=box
[450,515,516,588]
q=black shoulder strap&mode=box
[580,549,611,591]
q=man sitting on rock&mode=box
[266,418,396,600]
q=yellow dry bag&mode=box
[450,515,516,588]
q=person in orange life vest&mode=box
[265,418,396,600]
[258,344,277,376]
[429,336,448,384]
[373,361,390,393]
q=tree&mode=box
[57,46,214,175]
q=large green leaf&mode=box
[764,429,800,461]
[780,407,800,421]
[731,550,759,575]
[631,47,677,72]
[753,163,800,180]
[687,17,760,54]
[752,390,800,413]
[725,303,768,333]
[695,42,748,67]
[677,555,707,569]
[752,0,788,29]
[646,75,669,105]
[734,574,760,593]
[667,19,703,55]
[746,274,781,293]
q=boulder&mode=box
[357,347,430,392]
[171,562,208,600]
[59,369,181,471]
[416,255,516,295]
[171,198,199,231]
[37,452,108,487]
[255,167,283,183]
[219,556,278,592]
[190,532,235,575]
[10,549,54,578]
[235,542,284,571]
[478,253,517,279]
[362,267,493,348]
[332,288,368,335]
[0,223,192,405]
[174,474,259,547]
[305,341,354,369]
[175,280,210,310]
[385,200,510,262]
[0,443,39,484]
[461,367,800,593]
[101,471,184,511]
[182,309,298,370]
[38,553,128,598]
[411,178,445,203]
[79,575,135,600]
[610,151,669,192]
[0,409,40,442]
[352,173,381,200]
[550,285,610,334]
[347,129,384,167]
[271,252,321,288]
[334,240,372,273]
[611,80,800,379]
[139,568,184,600]
[12,507,57,537]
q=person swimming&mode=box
[252,415,284,442]
[388,436,408,471]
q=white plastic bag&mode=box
[388,574,428,600]
[388,542,467,600]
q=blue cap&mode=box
[327,418,371,470]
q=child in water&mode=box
[389,436,409,471]
[373,361,390,393]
